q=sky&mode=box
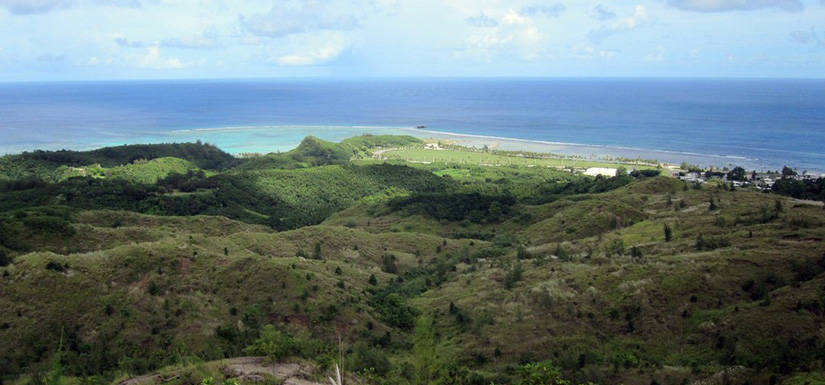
[0,0,824,81]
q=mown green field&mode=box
[374,147,654,170]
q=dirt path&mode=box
[370,147,397,158]
[115,357,324,385]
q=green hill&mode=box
[237,135,421,170]
[0,142,237,182]
[1,137,824,385]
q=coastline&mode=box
[405,127,765,171]
[3,124,822,174]
[164,124,763,169]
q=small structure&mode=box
[424,143,441,150]
[584,167,618,177]
[680,172,705,183]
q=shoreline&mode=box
[405,127,759,168]
[4,124,823,174]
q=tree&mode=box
[728,166,746,181]
[782,166,797,178]
[663,223,672,242]
[313,242,323,260]
[413,315,439,385]
[696,233,705,251]
[368,273,378,286]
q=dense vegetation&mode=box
[772,177,825,202]
[1,136,823,385]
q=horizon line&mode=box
[2,74,825,84]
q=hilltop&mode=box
[1,136,823,385]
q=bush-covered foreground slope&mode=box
[1,136,824,385]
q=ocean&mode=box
[1,78,823,173]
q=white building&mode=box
[584,167,618,177]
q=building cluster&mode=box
[667,166,823,190]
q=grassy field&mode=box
[374,147,656,170]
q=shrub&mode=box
[517,361,568,385]
[23,216,75,236]
[243,325,296,362]
[504,262,523,289]
[0,250,10,267]
[369,292,418,330]
[382,254,398,274]
[147,279,160,296]
[517,245,531,260]
[45,261,67,272]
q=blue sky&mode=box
[0,0,823,81]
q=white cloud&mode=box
[0,0,149,14]
[36,52,66,62]
[274,46,344,66]
[788,30,810,43]
[570,43,620,59]
[666,0,804,13]
[688,48,699,61]
[270,33,349,66]
[592,4,617,20]
[136,46,186,69]
[460,9,548,61]
[115,37,145,48]
[519,3,566,18]
[646,47,664,62]
[162,36,220,49]
[163,34,220,50]
[465,13,498,27]
[0,0,72,14]
[161,27,221,49]
[589,5,652,43]
[239,0,360,38]
[788,28,823,46]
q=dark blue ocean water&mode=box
[1,78,823,172]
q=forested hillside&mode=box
[1,136,823,385]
